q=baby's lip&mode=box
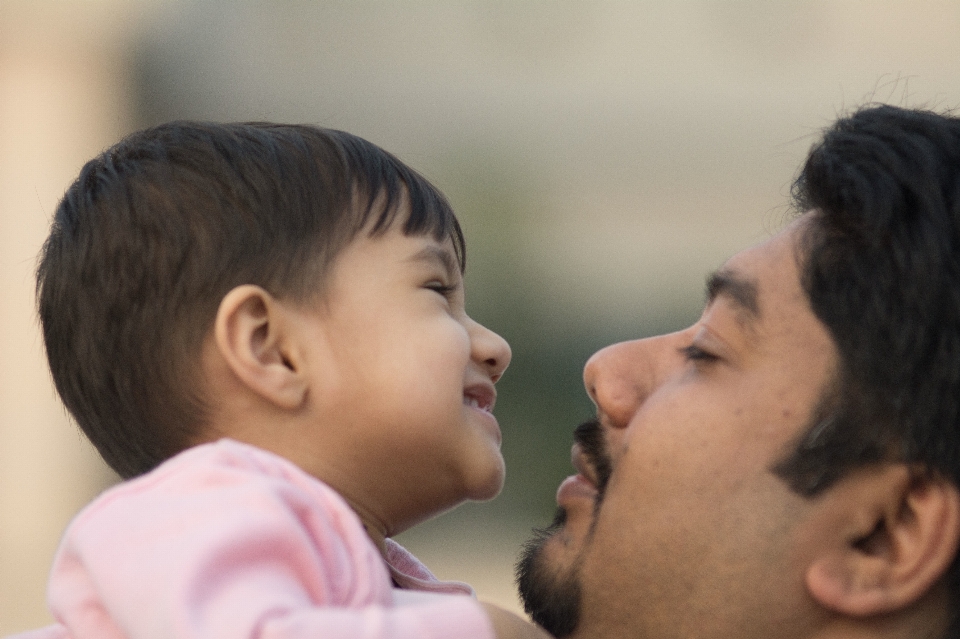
[463,384,496,412]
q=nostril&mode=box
[583,364,602,405]
[583,355,603,396]
[584,381,598,404]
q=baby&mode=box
[13,122,547,639]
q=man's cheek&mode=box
[573,504,649,635]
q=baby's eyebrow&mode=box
[409,244,458,279]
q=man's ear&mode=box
[805,464,960,616]
[213,285,307,410]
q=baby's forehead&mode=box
[403,237,462,276]
[340,223,459,269]
[351,178,465,271]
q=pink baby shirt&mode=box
[7,439,494,639]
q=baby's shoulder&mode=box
[69,439,360,544]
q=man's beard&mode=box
[516,508,581,637]
[515,419,612,638]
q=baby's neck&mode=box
[362,521,388,557]
[347,499,390,559]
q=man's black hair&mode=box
[776,104,960,633]
[37,121,464,479]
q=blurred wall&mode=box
[3,0,960,632]
[0,0,137,629]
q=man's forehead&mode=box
[708,223,809,318]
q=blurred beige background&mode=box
[3,0,960,632]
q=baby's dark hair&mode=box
[37,121,464,479]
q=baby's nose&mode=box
[472,321,511,382]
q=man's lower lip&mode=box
[556,474,598,506]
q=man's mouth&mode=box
[556,419,612,507]
[519,420,609,638]
[573,419,612,498]
[570,444,598,488]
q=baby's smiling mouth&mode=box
[463,385,496,413]
[464,384,501,446]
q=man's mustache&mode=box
[573,418,612,501]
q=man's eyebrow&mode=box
[706,269,760,320]
[409,244,459,278]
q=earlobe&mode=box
[806,465,960,617]
[806,540,890,615]
[214,285,307,410]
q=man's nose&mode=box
[582,335,674,429]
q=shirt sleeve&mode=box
[2,625,71,639]
[45,442,495,639]
[260,591,492,639]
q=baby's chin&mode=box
[463,451,506,502]
[392,456,505,534]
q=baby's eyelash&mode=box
[426,282,458,296]
[679,344,718,362]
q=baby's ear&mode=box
[805,464,960,618]
[213,285,307,410]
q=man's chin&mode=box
[515,508,582,638]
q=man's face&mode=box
[519,219,839,639]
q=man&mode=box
[517,104,960,639]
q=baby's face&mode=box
[291,220,511,534]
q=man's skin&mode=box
[519,215,960,639]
